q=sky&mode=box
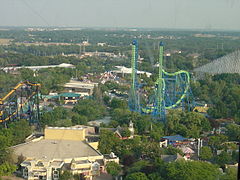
[0,0,240,30]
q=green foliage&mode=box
[208,135,228,150]
[199,146,213,161]
[73,99,106,121]
[59,170,73,180]
[125,172,149,180]
[112,111,152,135]
[92,86,103,104]
[40,106,71,127]
[98,130,121,154]
[71,114,88,125]
[166,110,211,138]
[192,74,240,120]
[225,123,240,141]
[148,173,164,180]
[106,161,121,177]
[165,160,220,180]
[8,120,32,145]
[0,162,16,177]
[110,98,128,110]
[121,128,131,137]
[0,120,32,167]
[164,146,184,156]
[111,108,131,126]
[214,151,232,167]
[0,71,21,97]
[127,161,150,174]
[20,68,35,81]
[231,150,239,164]
[220,167,237,180]
[134,115,152,135]
[149,122,164,141]
[0,135,12,164]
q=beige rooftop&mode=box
[13,139,101,161]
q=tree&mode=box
[106,161,121,178]
[164,146,184,156]
[59,171,73,180]
[98,130,121,154]
[199,146,213,161]
[165,160,220,180]
[225,123,240,141]
[0,135,12,164]
[166,110,211,138]
[125,172,149,180]
[40,107,71,127]
[127,160,150,175]
[71,114,88,125]
[220,167,237,180]
[111,108,131,126]
[8,120,32,145]
[92,86,103,104]
[148,173,164,180]
[110,98,128,110]
[214,151,232,167]
[0,162,16,177]
[121,128,131,137]
[208,135,228,150]
[73,99,106,121]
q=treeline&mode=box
[40,99,106,127]
[192,73,240,121]
[0,120,32,176]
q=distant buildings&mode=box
[160,135,196,160]
[80,51,125,59]
[97,43,107,46]
[112,66,152,78]
[13,126,119,180]
[1,63,75,73]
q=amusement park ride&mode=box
[0,81,41,125]
[129,40,194,122]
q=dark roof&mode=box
[162,135,187,141]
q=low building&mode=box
[1,63,75,72]
[58,92,81,104]
[63,80,98,96]
[112,66,152,78]
[178,146,194,159]
[13,126,119,180]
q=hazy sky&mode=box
[1,0,240,30]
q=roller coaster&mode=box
[0,81,41,125]
[129,40,194,121]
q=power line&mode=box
[21,0,50,26]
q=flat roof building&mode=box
[13,126,119,180]
[63,80,98,97]
[1,63,75,72]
